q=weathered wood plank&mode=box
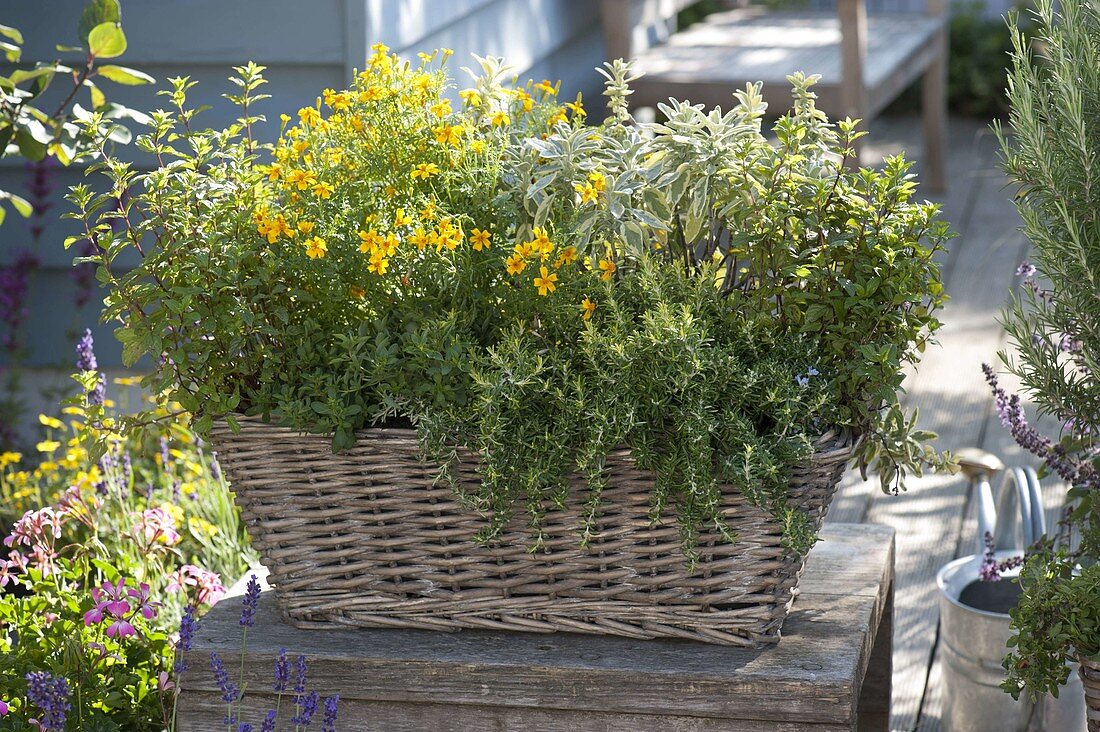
[178,693,857,732]
[179,524,893,729]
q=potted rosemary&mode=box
[71,49,950,645]
[988,0,1100,721]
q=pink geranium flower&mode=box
[132,507,181,547]
[83,578,133,629]
[128,582,160,620]
[167,564,225,606]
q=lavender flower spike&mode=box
[75,328,105,405]
[25,671,71,731]
[241,573,261,628]
[292,690,320,725]
[273,648,290,692]
[322,694,340,732]
[174,605,198,676]
[210,651,240,703]
[260,710,277,732]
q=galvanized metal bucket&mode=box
[937,460,1087,731]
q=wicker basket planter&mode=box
[210,415,853,646]
[1082,656,1100,732]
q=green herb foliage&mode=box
[71,51,950,559]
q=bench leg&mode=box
[858,582,893,732]
[921,29,948,193]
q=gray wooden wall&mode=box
[0,0,605,368]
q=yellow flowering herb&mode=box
[410,227,432,250]
[297,220,316,234]
[0,451,22,469]
[368,251,390,275]
[490,110,510,127]
[411,163,440,180]
[312,181,335,199]
[505,254,526,275]
[420,201,437,219]
[598,258,617,280]
[533,266,558,295]
[304,237,328,259]
[298,105,322,127]
[39,414,63,429]
[535,79,558,96]
[469,228,492,251]
[382,233,399,257]
[433,123,464,146]
[36,440,61,453]
[565,93,585,117]
[429,99,453,118]
[558,246,578,266]
[514,89,534,112]
[580,297,596,320]
[468,139,487,154]
[358,229,383,254]
[574,182,598,204]
[393,208,412,227]
[588,170,607,191]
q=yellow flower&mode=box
[348,115,364,132]
[358,229,383,254]
[469,228,492,251]
[513,241,536,260]
[382,233,399,257]
[312,181,335,199]
[580,297,596,320]
[566,93,585,117]
[535,79,558,96]
[298,105,322,127]
[410,227,432,250]
[38,414,63,430]
[359,86,385,102]
[548,110,567,128]
[468,139,487,154]
[558,246,578,266]
[385,184,397,198]
[349,284,366,299]
[0,451,22,469]
[533,266,558,295]
[297,220,316,234]
[531,227,551,249]
[285,169,316,190]
[574,182,599,204]
[411,73,434,95]
[264,163,282,181]
[588,170,607,192]
[393,208,413,227]
[368,250,390,275]
[514,89,534,112]
[256,215,293,244]
[411,163,440,180]
[36,440,61,453]
[304,237,328,259]
[429,99,453,118]
[433,123,464,146]
[598,258,617,281]
[505,255,526,275]
[420,201,437,219]
[459,88,482,107]
[490,110,510,127]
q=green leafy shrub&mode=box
[72,49,950,560]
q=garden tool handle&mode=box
[977,465,1046,553]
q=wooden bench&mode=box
[178,523,894,731]
[600,0,948,191]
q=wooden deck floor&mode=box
[824,115,1055,732]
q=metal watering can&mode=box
[936,449,1087,731]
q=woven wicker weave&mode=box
[1082,656,1100,732]
[209,415,853,646]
